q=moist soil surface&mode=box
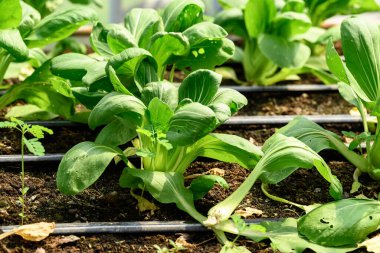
[0,125,377,252]
[239,92,351,116]
[0,159,377,252]
[0,123,363,155]
[0,91,352,122]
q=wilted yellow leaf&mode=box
[235,207,263,218]
[0,222,55,241]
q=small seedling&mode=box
[0,118,52,224]
[153,239,186,253]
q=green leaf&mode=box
[107,65,133,95]
[298,199,380,247]
[341,17,380,111]
[0,29,29,61]
[124,8,162,48]
[6,104,57,121]
[210,88,247,116]
[28,124,53,138]
[71,87,106,110]
[282,0,305,12]
[326,38,349,83]
[206,134,342,225]
[244,0,276,38]
[278,116,368,172]
[217,0,247,9]
[95,116,138,146]
[23,137,45,156]
[107,48,158,91]
[177,38,235,71]
[88,92,146,129]
[167,103,217,146]
[0,82,74,118]
[51,53,108,87]
[120,169,205,222]
[147,98,173,132]
[141,81,178,110]
[162,0,205,32]
[179,69,221,105]
[57,142,122,195]
[193,133,263,169]
[25,7,97,48]
[149,32,189,74]
[305,0,380,25]
[260,134,342,199]
[214,8,247,38]
[272,12,311,39]
[189,175,229,200]
[90,22,136,57]
[258,34,311,68]
[173,22,234,71]
[337,82,360,108]
[18,2,41,37]
[0,0,22,29]
[240,218,356,253]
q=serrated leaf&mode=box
[23,137,45,156]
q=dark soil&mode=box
[0,123,363,155]
[0,91,351,120]
[0,126,97,155]
[0,158,377,252]
[239,92,351,116]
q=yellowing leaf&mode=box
[130,189,159,213]
[235,207,263,218]
[0,222,55,241]
[358,234,380,253]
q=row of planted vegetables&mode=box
[0,0,380,252]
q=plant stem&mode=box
[262,68,297,86]
[20,132,25,225]
[0,51,12,85]
[169,64,176,83]
[261,183,306,210]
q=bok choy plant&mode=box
[24,0,102,18]
[0,1,96,120]
[304,0,380,26]
[279,17,380,185]
[215,0,337,85]
[56,69,345,251]
[0,0,96,84]
[50,0,234,111]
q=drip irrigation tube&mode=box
[27,115,365,128]
[226,115,363,125]
[0,154,64,163]
[225,84,338,93]
[0,84,338,98]
[0,219,277,235]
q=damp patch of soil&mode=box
[239,92,352,116]
[0,159,378,252]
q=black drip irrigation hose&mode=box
[0,219,278,235]
[27,115,364,128]
[224,84,338,93]
[0,84,338,98]
[226,114,363,125]
[0,154,64,163]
